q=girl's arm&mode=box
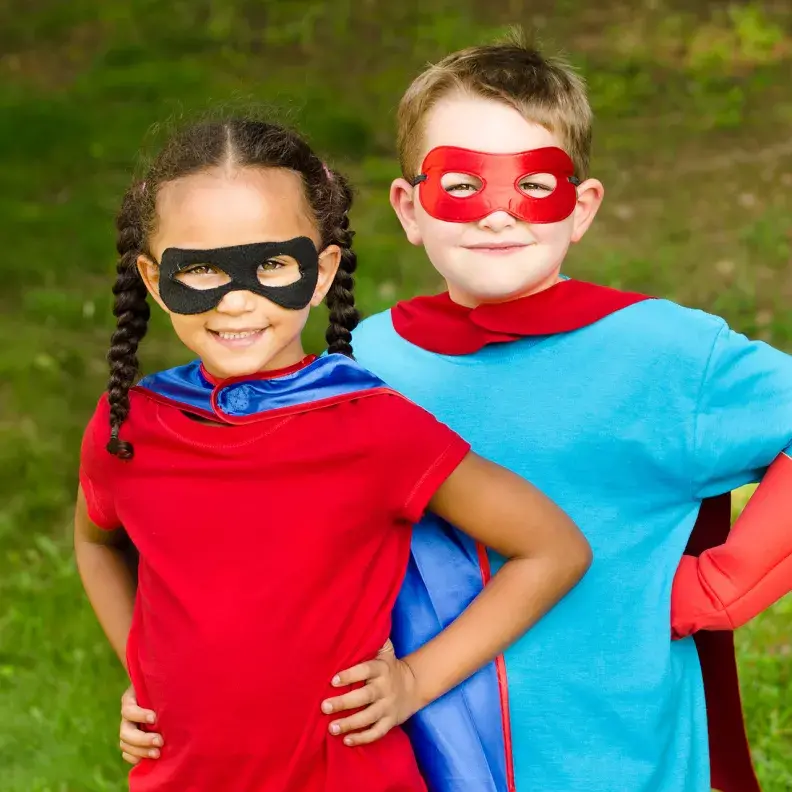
[403,451,590,710]
[74,485,137,670]
[325,451,591,741]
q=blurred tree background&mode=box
[0,1,790,789]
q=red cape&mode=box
[390,279,648,353]
[687,496,760,792]
[391,281,759,792]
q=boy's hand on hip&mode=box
[321,639,419,746]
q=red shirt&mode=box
[79,377,470,792]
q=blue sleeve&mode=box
[693,322,792,498]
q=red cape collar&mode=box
[391,279,650,355]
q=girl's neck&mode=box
[201,339,310,383]
[201,353,317,387]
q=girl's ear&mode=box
[137,254,169,313]
[310,245,342,307]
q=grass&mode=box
[1,0,791,789]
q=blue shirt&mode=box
[351,298,792,792]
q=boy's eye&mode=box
[518,173,558,198]
[440,172,483,197]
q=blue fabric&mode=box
[137,359,215,414]
[392,514,508,792]
[137,354,386,419]
[691,323,792,496]
[351,298,792,792]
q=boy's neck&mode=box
[447,270,564,309]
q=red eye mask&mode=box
[412,146,580,224]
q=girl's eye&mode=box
[256,256,301,287]
[440,172,483,197]
[182,264,216,275]
[174,264,230,290]
[518,173,558,198]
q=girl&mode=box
[74,117,591,792]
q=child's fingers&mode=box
[328,704,386,736]
[321,684,378,715]
[121,751,142,766]
[339,719,393,747]
[120,739,161,760]
[121,701,157,725]
[120,720,163,749]
[331,660,381,688]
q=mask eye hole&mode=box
[256,256,301,287]
[175,264,231,290]
[440,172,483,198]
[517,172,558,198]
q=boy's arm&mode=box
[673,321,792,636]
[74,486,136,668]
[672,451,792,637]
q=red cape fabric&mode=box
[390,279,648,354]
[391,280,759,790]
[687,496,760,792]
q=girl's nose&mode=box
[215,289,258,314]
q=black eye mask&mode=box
[158,236,319,315]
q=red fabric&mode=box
[390,280,649,354]
[674,453,792,636]
[475,543,516,792]
[675,454,792,791]
[79,388,470,792]
[417,146,578,224]
[682,495,761,792]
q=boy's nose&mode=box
[477,210,518,232]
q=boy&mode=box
[350,37,792,792]
[119,36,791,792]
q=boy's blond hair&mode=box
[397,32,593,181]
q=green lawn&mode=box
[1,1,790,789]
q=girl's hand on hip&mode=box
[321,640,419,746]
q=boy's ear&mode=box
[570,178,604,244]
[390,179,424,247]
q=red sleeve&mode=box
[79,395,122,530]
[671,452,792,638]
[374,394,471,524]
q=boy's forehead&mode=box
[420,93,561,161]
